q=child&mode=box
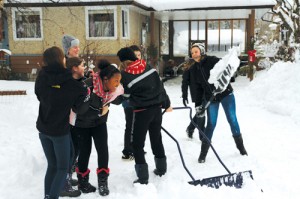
[35,46,89,199]
[117,47,172,184]
[69,59,123,196]
[181,59,205,140]
[121,45,144,160]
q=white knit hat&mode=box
[62,35,79,56]
[191,43,206,55]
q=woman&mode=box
[72,60,123,196]
[189,43,247,164]
[35,46,89,199]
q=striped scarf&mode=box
[92,72,124,106]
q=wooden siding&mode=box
[10,55,121,74]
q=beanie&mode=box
[191,43,206,55]
[62,35,80,56]
[117,47,138,62]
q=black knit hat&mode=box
[117,47,138,62]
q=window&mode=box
[233,20,246,53]
[173,21,189,56]
[207,21,219,52]
[220,20,231,52]
[85,6,117,39]
[160,21,169,55]
[12,8,42,40]
[121,9,129,38]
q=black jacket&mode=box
[72,77,122,128]
[193,55,233,103]
[35,64,89,137]
[181,64,199,103]
[121,66,170,110]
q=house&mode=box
[1,0,275,78]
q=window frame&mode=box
[121,8,130,39]
[85,6,117,40]
[12,7,43,41]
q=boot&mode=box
[76,168,96,193]
[96,168,110,196]
[233,135,248,155]
[133,164,149,184]
[198,140,210,163]
[153,157,167,177]
[59,174,81,197]
[186,127,194,139]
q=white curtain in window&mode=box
[94,21,113,37]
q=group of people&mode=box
[35,35,247,199]
[36,35,172,199]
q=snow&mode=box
[1,61,300,199]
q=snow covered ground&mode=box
[0,61,299,199]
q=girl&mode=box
[35,46,89,199]
[71,60,123,196]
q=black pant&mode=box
[132,106,165,164]
[74,123,109,172]
[123,107,134,155]
[187,114,206,132]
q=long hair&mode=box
[43,46,65,68]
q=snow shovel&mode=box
[161,106,254,189]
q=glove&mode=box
[183,97,189,107]
[195,105,205,118]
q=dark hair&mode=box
[66,57,84,70]
[97,59,121,80]
[43,46,65,68]
[129,45,141,52]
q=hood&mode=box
[42,64,73,86]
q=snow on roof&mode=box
[5,0,276,11]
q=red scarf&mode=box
[92,72,113,105]
[124,59,146,74]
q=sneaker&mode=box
[122,153,134,160]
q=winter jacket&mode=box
[181,64,199,103]
[71,76,123,128]
[193,55,233,103]
[121,62,171,110]
[35,64,89,137]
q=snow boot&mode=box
[198,140,210,163]
[59,174,81,197]
[76,168,96,193]
[134,164,149,184]
[186,128,194,139]
[153,157,167,177]
[96,168,110,196]
[233,135,248,155]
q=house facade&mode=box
[1,0,275,77]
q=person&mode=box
[121,45,143,160]
[70,59,123,196]
[117,47,172,185]
[60,34,82,197]
[189,43,248,164]
[181,59,205,140]
[35,46,90,199]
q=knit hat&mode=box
[62,35,80,56]
[191,43,206,55]
[117,47,138,62]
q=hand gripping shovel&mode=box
[161,106,256,189]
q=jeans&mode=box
[39,133,71,199]
[204,93,241,140]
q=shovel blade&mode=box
[188,170,253,189]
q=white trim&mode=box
[121,8,130,39]
[85,6,117,40]
[12,7,43,41]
